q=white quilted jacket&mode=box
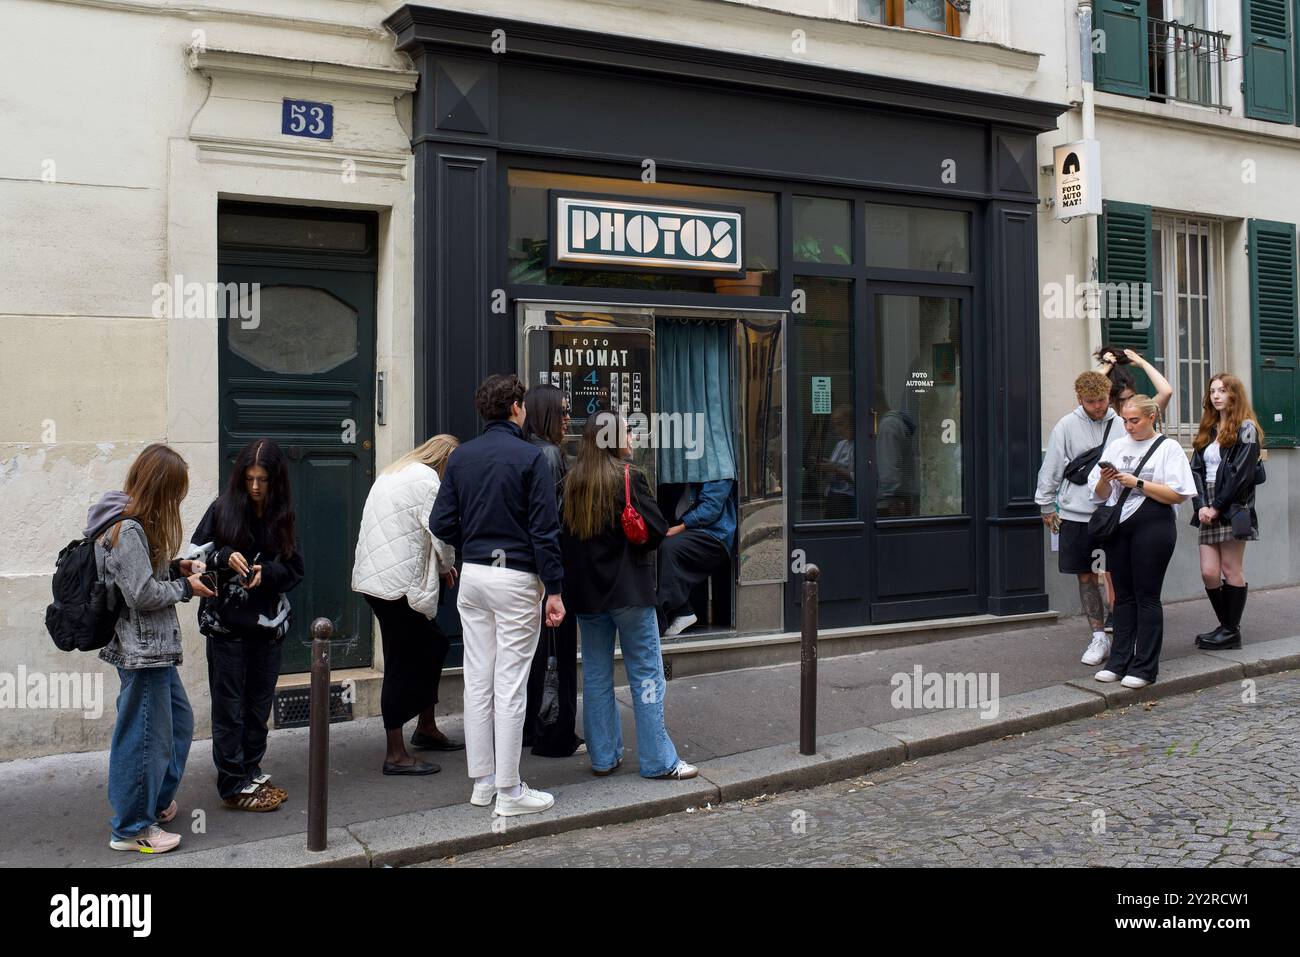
[351,462,455,618]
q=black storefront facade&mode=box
[388,6,1067,640]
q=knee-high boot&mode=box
[1200,583,1246,650]
[1195,584,1227,645]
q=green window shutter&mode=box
[1244,0,1295,123]
[1248,219,1299,447]
[1094,0,1150,98]
[1099,201,1155,394]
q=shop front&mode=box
[388,5,1066,638]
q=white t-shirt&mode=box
[1204,440,1222,486]
[1087,434,1196,523]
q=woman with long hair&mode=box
[93,443,214,854]
[521,385,585,758]
[190,439,304,810]
[1088,396,1196,688]
[1189,373,1263,651]
[353,434,462,775]
[561,411,697,780]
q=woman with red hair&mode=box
[1189,374,1264,651]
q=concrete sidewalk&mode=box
[2,585,1298,868]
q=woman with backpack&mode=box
[190,439,304,811]
[92,443,214,854]
[352,434,462,775]
[521,385,585,759]
[1190,374,1264,651]
[561,410,697,781]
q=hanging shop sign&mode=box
[1053,139,1101,220]
[552,193,744,274]
[525,325,654,424]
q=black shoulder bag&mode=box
[1062,418,1114,485]
[1087,436,1166,544]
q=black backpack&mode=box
[45,514,125,652]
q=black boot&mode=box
[1195,585,1228,646]
[1201,583,1246,650]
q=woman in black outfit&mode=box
[191,439,304,811]
[1190,373,1263,651]
[522,384,585,758]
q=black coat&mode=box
[1189,422,1260,528]
[561,466,668,615]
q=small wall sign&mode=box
[553,193,744,274]
[811,376,832,415]
[282,99,333,140]
[1053,139,1101,220]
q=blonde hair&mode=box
[1121,393,1162,426]
[382,434,459,479]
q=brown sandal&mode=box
[222,783,283,812]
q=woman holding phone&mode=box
[93,443,215,854]
[191,439,304,811]
[1088,396,1196,688]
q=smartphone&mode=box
[1098,461,1117,471]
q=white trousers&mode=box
[456,562,544,788]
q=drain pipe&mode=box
[1078,0,1102,360]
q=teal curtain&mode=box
[656,319,736,483]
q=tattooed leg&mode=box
[1077,574,1107,632]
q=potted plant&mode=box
[713,258,772,296]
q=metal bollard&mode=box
[307,617,333,852]
[799,564,820,756]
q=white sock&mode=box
[501,783,523,798]
[1093,630,1106,642]
[475,774,494,787]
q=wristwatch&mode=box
[1136,479,1145,491]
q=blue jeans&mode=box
[578,606,679,778]
[108,666,193,839]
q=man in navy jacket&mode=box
[431,374,565,817]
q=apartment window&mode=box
[857,0,962,36]
[1094,0,1230,111]
[1150,214,1224,443]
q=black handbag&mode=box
[537,628,560,727]
[1088,436,1166,543]
[1229,504,1254,540]
[1063,418,1114,485]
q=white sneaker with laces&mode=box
[109,824,181,854]
[664,613,698,637]
[470,782,496,807]
[1094,669,1121,683]
[493,783,555,817]
[1081,634,1111,666]
[652,760,699,780]
[1121,675,1151,689]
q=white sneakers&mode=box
[1094,669,1121,682]
[110,824,181,854]
[651,760,699,780]
[492,783,555,817]
[663,613,698,637]
[470,781,496,807]
[1081,633,1112,666]
[1120,675,1151,689]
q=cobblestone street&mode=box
[427,672,1300,867]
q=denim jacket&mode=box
[95,519,192,669]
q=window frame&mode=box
[859,0,962,37]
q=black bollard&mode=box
[799,565,820,756]
[307,617,333,852]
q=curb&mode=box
[119,635,1300,868]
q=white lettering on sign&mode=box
[557,197,743,272]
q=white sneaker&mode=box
[1081,634,1111,666]
[664,613,698,637]
[109,824,181,854]
[1121,675,1151,689]
[651,760,699,780]
[470,781,496,807]
[1094,669,1121,683]
[493,783,555,817]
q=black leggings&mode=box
[364,594,451,731]
[1104,496,1178,681]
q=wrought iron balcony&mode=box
[1148,18,1230,110]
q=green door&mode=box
[217,205,377,673]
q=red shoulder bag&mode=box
[621,464,648,545]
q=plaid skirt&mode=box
[1198,482,1259,544]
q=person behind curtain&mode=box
[430,374,566,818]
[1034,371,1117,667]
[1088,395,1196,688]
[1189,373,1263,651]
[521,384,585,758]
[352,434,462,776]
[95,444,215,854]
[191,439,304,809]
[656,476,736,637]
[562,411,698,780]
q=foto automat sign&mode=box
[1053,139,1101,220]
[553,194,744,273]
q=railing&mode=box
[1148,19,1230,110]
